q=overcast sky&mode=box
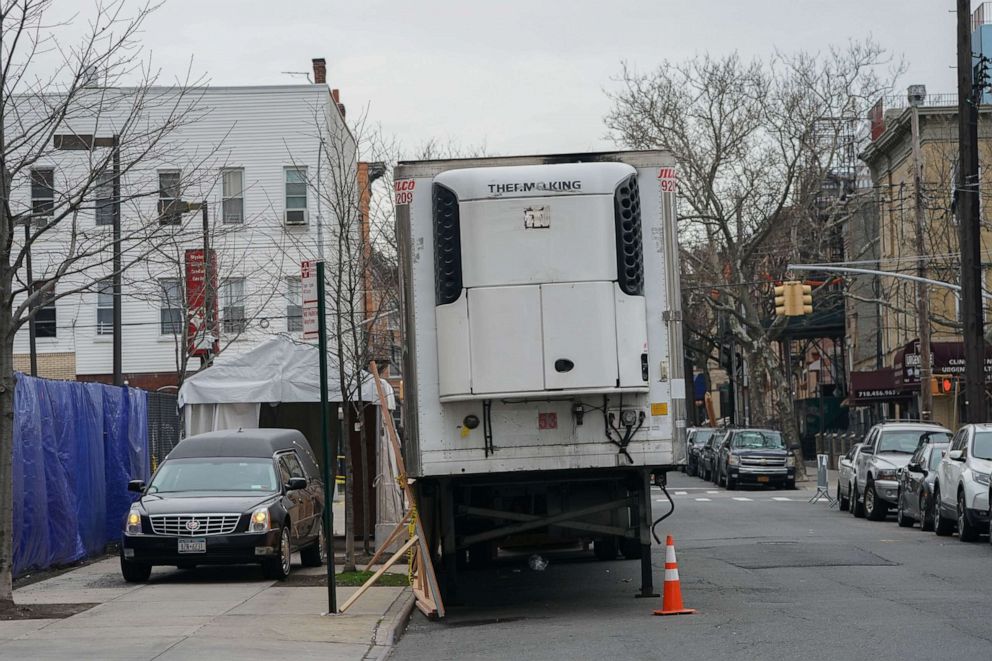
[59,1,966,157]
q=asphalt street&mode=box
[392,472,992,660]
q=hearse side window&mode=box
[278,452,306,480]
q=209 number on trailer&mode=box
[395,179,416,205]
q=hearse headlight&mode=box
[250,507,271,533]
[785,455,796,468]
[728,455,740,466]
[125,508,142,535]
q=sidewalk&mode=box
[0,554,413,661]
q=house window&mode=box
[221,277,246,334]
[222,168,244,224]
[34,288,56,338]
[95,171,114,226]
[31,169,54,221]
[284,167,307,224]
[158,170,182,225]
[97,278,114,335]
[286,276,302,332]
[159,278,183,335]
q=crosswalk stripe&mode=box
[732,497,753,502]
[695,497,711,502]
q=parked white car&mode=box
[852,422,952,520]
[932,424,992,541]
[836,443,863,511]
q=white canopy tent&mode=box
[178,335,395,436]
[177,336,403,547]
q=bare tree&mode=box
[0,0,210,608]
[606,43,899,469]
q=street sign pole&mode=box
[310,260,336,614]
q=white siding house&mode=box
[9,82,357,388]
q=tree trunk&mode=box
[342,403,357,572]
[0,321,16,610]
[358,401,371,555]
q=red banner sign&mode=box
[185,249,219,357]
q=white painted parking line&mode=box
[772,497,792,501]
[732,497,753,502]
[674,491,688,495]
[695,498,712,502]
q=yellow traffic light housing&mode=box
[799,283,813,316]
[773,281,814,317]
[774,284,788,316]
[931,374,955,396]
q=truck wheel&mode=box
[864,479,887,521]
[619,536,643,559]
[593,537,618,561]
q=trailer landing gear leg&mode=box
[440,479,459,605]
[636,469,659,598]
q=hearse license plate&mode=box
[757,476,770,483]
[178,537,206,554]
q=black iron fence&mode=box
[147,391,180,472]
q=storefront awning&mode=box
[849,367,913,405]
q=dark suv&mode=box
[715,428,796,489]
[120,428,327,582]
[686,428,716,477]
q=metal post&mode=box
[201,201,214,368]
[112,135,122,386]
[24,220,37,376]
[317,260,337,614]
[910,103,933,420]
[957,0,987,422]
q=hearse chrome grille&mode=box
[740,457,786,467]
[149,514,240,536]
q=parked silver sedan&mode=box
[837,443,863,511]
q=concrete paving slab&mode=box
[13,588,139,604]
[155,635,370,661]
[113,582,269,603]
[0,635,184,661]
[229,586,404,617]
[194,613,386,645]
[0,619,58,641]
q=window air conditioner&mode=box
[285,209,308,226]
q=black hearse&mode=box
[120,429,326,582]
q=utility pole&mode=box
[111,135,122,386]
[200,201,215,368]
[957,0,987,422]
[23,220,37,377]
[909,89,933,420]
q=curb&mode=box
[363,588,416,660]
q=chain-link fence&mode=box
[147,391,180,473]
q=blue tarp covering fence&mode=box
[12,374,149,576]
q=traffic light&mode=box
[774,283,789,316]
[931,374,955,396]
[773,281,814,317]
[799,283,813,315]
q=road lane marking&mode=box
[695,498,711,502]
[772,497,792,501]
[732,497,753,501]
[706,490,719,494]
[674,491,688,495]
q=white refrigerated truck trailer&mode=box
[395,150,686,598]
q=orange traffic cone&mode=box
[653,535,696,616]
